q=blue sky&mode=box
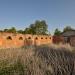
[0,0,75,34]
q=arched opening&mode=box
[26,37,32,46]
[49,37,51,39]
[34,37,38,46]
[19,37,23,40]
[45,37,47,39]
[7,36,12,40]
[35,37,38,40]
[41,37,43,39]
[28,37,31,39]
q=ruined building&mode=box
[61,30,75,46]
[53,30,75,46]
[0,30,75,48]
[0,32,52,48]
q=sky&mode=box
[0,0,75,34]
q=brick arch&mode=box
[35,37,38,40]
[25,36,33,46]
[6,36,12,40]
[28,36,32,39]
[34,37,39,46]
[24,34,33,46]
[14,34,25,47]
[33,35,41,46]
[45,37,47,39]
[19,36,23,40]
[4,35,14,48]
[41,37,43,39]
[0,32,53,48]
[49,37,51,39]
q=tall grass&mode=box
[0,44,75,75]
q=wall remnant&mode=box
[0,32,52,48]
[1,30,74,48]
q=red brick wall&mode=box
[53,36,64,44]
[0,33,53,48]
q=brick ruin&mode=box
[0,32,52,48]
[0,30,75,48]
[53,30,75,47]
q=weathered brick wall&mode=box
[0,32,52,48]
[52,36,64,44]
[1,32,75,48]
[70,36,75,46]
[53,35,75,46]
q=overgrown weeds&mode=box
[0,44,75,75]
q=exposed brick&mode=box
[0,32,52,48]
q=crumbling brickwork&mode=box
[52,36,64,44]
[0,32,52,48]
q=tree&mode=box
[4,29,9,32]
[54,28,61,36]
[9,27,16,33]
[4,27,16,33]
[17,30,24,34]
[29,24,36,34]
[63,26,74,32]
[24,28,31,34]
[24,20,48,35]
[35,20,48,35]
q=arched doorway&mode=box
[34,37,38,46]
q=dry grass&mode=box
[0,44,75,75]
[49,43,73,51]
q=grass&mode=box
[0,44,75,75]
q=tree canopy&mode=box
[4,27,16,33]
[2,20,49,35]
[24,20,48,35]
[0,21,75,36]
[54,28,61,36]
[63,26,74,32]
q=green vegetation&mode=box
[54,26,74,36]
[0,45,75,75]
[24,20,48,35]
[0,20,75,36]
[63,26,74,32]
[4,27,16,33]
[2,20,49,35]
[54,28,61,36]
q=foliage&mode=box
[17,30,24,34]
[4,27,16,33]
[34,20,48,35]
[63,26,74,32]
[24,28,32,34]
[24,20,48,35]
[1,20,49,35]
[54,28,61,36]
[2,23,75,35]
